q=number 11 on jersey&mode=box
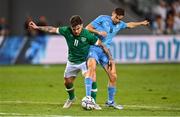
[74,39,79,46]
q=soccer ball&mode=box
[81,96,95,110]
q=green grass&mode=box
[0,64,180,116]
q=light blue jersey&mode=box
[91,15,127,49]
[88,15,127,66]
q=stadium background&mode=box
[0,0,180,116]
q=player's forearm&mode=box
[127,22,145,28]
[86,24,99,35]
[100,44,113,60]
[37,26,57,33]
[89,28,99,35]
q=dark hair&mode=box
[70,15,83,27]
[114,8,125,16]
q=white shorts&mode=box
[64,61,88,78]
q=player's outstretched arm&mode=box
[127,20,149,28]
[29,21,58,34]
[86,24,107,37]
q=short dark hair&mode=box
[70,15,83,27]
[114,8,125,16]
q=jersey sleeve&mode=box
[91,15,104,29]
[57,26,68,36]
[87,31,98,45]
[119,21,127,30]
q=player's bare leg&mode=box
[86,58,102,110]
[63,77,76,108]
[104,61,123,110]
[87,58,98,101]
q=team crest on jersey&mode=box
[70,34,73,37]
[81,37,87,42]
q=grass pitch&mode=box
[0,64,180,116]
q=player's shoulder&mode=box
[82,28,93,35]
[116,20,127,29]
[59,26,71,33]
[60,26,70,30]
[82,29,97,39]
[118,20,127,26]
[97,15,110,20]
[58,26,71,35]
[120,20,126,24]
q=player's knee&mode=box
[86,58,96,78]
[87,59,96,69]
[87,69,95,78]
[113,73,117,81]
[109,73,117,83]
[64,78,73,85]
[87,66,96,78]
[89,67,96,73]
[92,75,96,82]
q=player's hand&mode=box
[98,31,107,37]
[142,20,149,26]
[29,21,38,29]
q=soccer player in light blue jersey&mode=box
[86,8,149,110]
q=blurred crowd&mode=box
[0,15,63,37]
[0,16,51,64]
[24,16,48,37]
[23,16,50,64]
[0,0,180,36]
[0,16,49,37]
[151,0,180,35]
[0,17,9,36]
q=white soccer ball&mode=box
[81,96,95,110]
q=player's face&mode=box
[111,12,124,24]
[71,24,83,36]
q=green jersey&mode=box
[58,26,98,64]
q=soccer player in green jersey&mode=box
[29,15,112,110]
